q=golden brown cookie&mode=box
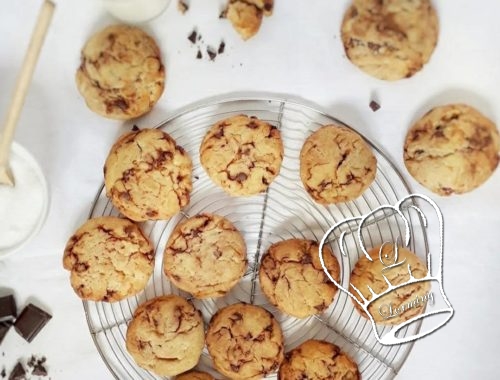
[200,115,283,196]
[76,25,165,119]
[206,303,284,380]
[279,340,360,380]
[225,0,274,40]
[259,239,340,319]
[104,128,192,221]
[126,295,205,377]
[341,0,439,80]
[300,125,377,204]
[163,213,247,299]
[350,244,431,325]
[404,104,500,195]
[176,371,215,380]
[62,217,154,302]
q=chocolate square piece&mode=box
[0,295,16,323]
[13,304,52,343]
[0,323,10,345]
[8,362,25,380]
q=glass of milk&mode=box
[103,0,172,23]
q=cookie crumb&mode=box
[207,46,217,61]
[196,49,202,59]
[218,40,226,54]
[369,100,381,112]
[219,8,227,18]
[187,29,197,44]
[8,362,25,380]
[177,0,189,14]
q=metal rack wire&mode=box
[83,98,428,379]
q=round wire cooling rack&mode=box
[83,97,429,380]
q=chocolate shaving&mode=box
[188,30,197,44]
[218,40,226,54]
[196,49,202,59]
[8,362,25,380]
[369,100,381,112]
[207,46,217,61]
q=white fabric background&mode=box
[0,0,499,378]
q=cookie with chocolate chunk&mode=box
[200,115,283,196]
[76,25,165,119]
[259,239,340,319]
[350,244,430,325]
[206,303,284,380]
[163,213,247,298]
[300,125,377,204]
[176,371,215,380]
[225,0,274,40]
[104,128,192,221]
[63,217,154,302]
[404,104,499,195]
[279,339,360,380]
[341,0,439,81]
[126,296,205,376]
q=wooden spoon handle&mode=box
[0,1,55,166]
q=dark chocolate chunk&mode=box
[0,323,10,345]
[131,125,140,131]
[196,49,202,59]
[218,40,225,54]
[207,46,217,61]
[219,9,227,18]
[8,362,25,380]
[188,30,197,44]
[13,304,52,343]
[27,355,36,368]
[0,295,16,323]
[1,367,5,378]
[32,362,47,377]
[31,357,48,377]
[369,100,381,112]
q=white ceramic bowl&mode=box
[0,142,50,260]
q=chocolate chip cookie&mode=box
[76,25,165,119]
[200,115,283,196]
[350,244,430,325]
[341,0,439,80]
[206,303,284,380]
[163,213,247,299]
[279,339,360,380]
[300,125,377,204]
[259,239,340,319]
[104,128,192,221]
[176,371,215,380]
[404,104,500,195]
[225,0,274,40]
[126,295,205,377]
[63,217,154,302]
